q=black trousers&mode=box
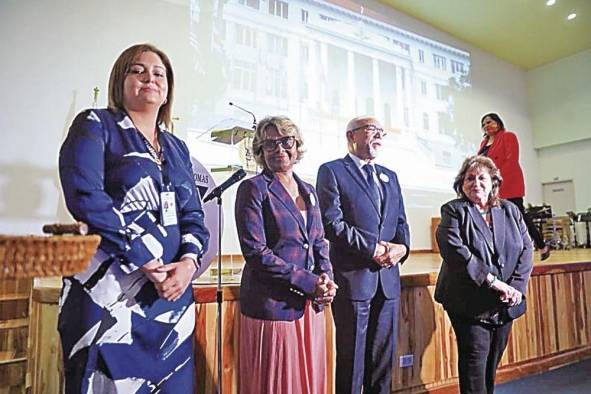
[449,314,513,394]
[508,197,546,249]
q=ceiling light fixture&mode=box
[546,0,556,6]
[567,12,577,20]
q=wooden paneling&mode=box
[0,278,32,394]
[430,218,441,253]
[389,262,591,393]
[192,261,591,393]
[27,285,63,394]
[25,253,591,394]
[194,296,241,394]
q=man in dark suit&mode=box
[316,116,410,394]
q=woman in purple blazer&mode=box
[235,116,337,394]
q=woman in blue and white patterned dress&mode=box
[58,43,209,393]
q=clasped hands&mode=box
[313,273,338,305]
[373,241,406,268]
[489,278,523,307]
[141,257,197,302]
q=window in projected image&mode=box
[186,0,474,192]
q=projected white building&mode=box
[187,0,473,191]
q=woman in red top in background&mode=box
[478,113,550,261]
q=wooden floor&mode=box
[194,248,591,286]
[33,248,591,288]
[400,248,591,276]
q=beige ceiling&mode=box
[380,0,591,69]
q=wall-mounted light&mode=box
[567,12,577,20]
[546,0,556,6]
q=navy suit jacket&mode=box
[434,198,534,320]
[235,169,333,321]
[316,155,410,301]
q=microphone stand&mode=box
[229,101,257,131]
[211,103,254,393]
[215,194,223,394]
[228,101,257,172]
[205,169,245,394]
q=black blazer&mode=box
[434,198,533,320]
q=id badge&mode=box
[160,191,178,226]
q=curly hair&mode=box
[252,116,305,168]
[453,155,503,206]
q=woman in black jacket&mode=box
[435,155,533,394]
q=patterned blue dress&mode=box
[58,108,209,393]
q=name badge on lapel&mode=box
[160,191,177,226]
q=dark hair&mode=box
[481,112,505,132]
[252,116,305,169]
[453,155,503,207]
[108,43,174,129]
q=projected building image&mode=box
[187,0,473,192]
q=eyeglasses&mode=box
[349,125,387,137]
[261,136,297,151]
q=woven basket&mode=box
[0,235,101,279]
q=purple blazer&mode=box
[235,169,333,321]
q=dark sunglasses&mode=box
[261,136,297,151]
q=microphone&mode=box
[202,169,247,203]
[229,101,257,130]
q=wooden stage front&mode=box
[26,249,591,394]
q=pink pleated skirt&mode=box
[239,302,327,394]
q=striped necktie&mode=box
[363,164,381,209]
